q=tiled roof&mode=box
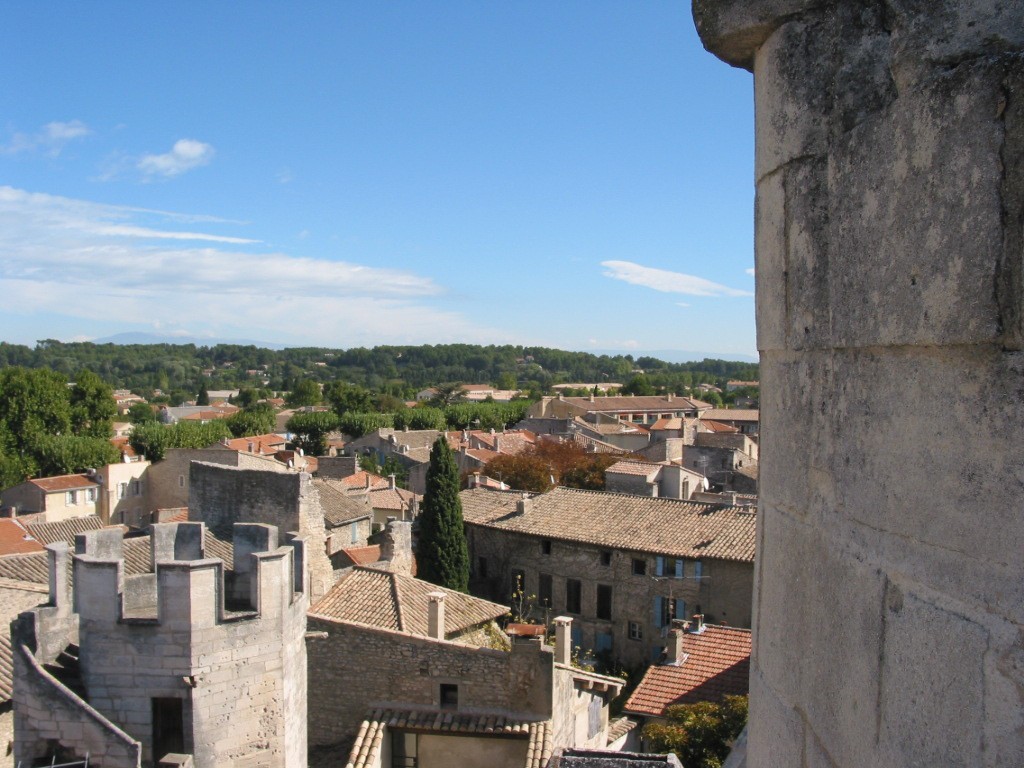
[650,418,685,430]
[561,396,711,413]
[623,625,751,717]
[0,579,49,702]
[460,487,756,563]
[222,434,288,454]
[311,566,508,637]
[701,409,759,423]
[314,480,373,526]
[699,420,740,433]
[28,474,99,493]
[335,545,381,567]
[0,520,45,556]
[605,460,662,478]
[345,708,551,768]
[330,471,390,492]
[606,716,641,745]
[24,516,104,547]
[368,487,416,511]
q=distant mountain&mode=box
[93,332,286,349]
[587,348,759,364]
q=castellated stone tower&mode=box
[12,522,309,768]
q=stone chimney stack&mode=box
[516,493,531,516]
[665,627,686,665]
[493,435,500,453]
[428,592,446,640]
[379,519,414,576]
[388,474,396,490]
[553,616,573,665]
[690,614,705,633]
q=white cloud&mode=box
[675,302,691,307]
[1,120,91,156]
[745,267,755,276]
[0,186,500,346]
[601,260,753,298]
[137,139,215,177]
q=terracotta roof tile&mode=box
[336,545,382,567]
[0,520,45,556]
[311,567,507,638]
[623,625,751,717]
[605,460,662,477]
[24,516,104,547]
[701,409,759,422]
[345,708,550,768]
[314,480,373,526]
[28,474,99,493]
[460,487,756,563]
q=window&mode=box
[477,556,488,579]
[117,482,128,500]
[675,558,685,579]
[538,573,553,608]
[656,556,684,578]
[152,697,184,760]
[66,491,77,505]
[694,561,703,581]
[132,479,142,496]
[566,579,581,614]
[628,621,643,641]
[541,539,552,555]
[439,683,459,710]
[350,522,359,544]
[653,596,686,628]
[599,551,611,566]
[86,487,97,503]
[391,731,417,768]
[632,558,647,576]
[596,584,612,621]
[178,474,185,488]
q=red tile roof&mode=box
[28,474,98,493]
[0,520,44,556]
[623,625,751,717]
[223,434,287,454]
[339,545,381,566]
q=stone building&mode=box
[603,460,706,500]
[11,521,309,767]
[461,487,755,670]
[693,1,1024,765]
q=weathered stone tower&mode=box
[693,2,1024,765]
[13,522,309,767]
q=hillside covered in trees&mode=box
[0,340,758,399]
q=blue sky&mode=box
[0,3,755,358]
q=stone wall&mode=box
[693,2,1024,765]
[304,618,553,748]
[189,462,334,599]
[466,526,752,670]
[146,448,285,512]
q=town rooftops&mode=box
[23,516,104,547]
[310,566,508,638]
[314,480,373,526]
[623,624,751,718]
[460,487,756,563]
[605,460,663,477]
[0,520,44,556]
[26,474,99,493]
[559,395,712,413]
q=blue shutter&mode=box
[675,599,686,624]
[653,596,663,628]
[655,556,665,576]
[675,558,684,579]
[694,561,703,581]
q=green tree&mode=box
[337,411,394,439]
[225,403,276,438]
[621,374,655,396]
[416,436,470,592]
[642,695,749,768]
[286,379,322,407]
[196,384,210,406]
[34,434,120,477]
[286,411,340,455]
[0,367,72,455]
[70,370,116,438]
[324,382,374,415]
[128,420,232,462]
[234,387,259,408]
[127,402,157,425]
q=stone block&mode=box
[754,167,786,352]
[879,586,987,766]
[746,668,805,768]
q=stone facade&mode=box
[12,522,309,767]
[466,527,753,670]
[188,462,334,601]
[693,2,1024,765]
[145,448,289,513]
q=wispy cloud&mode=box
[137,139,214,178]
[601,260,753,298]
[745,267,755,276]
[0,186,497,346]
[1,120,91,156]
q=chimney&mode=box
[553,616,573,665]
[380,519,414,576]
[589,392,595,402]
[493,435,500,452]
[691,613,706,632]
[388,474,396,490]
[428,592,446,640]
[665,627,686,665]
[667,392,674,402]
[516,493,532,516]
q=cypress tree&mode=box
[416,436,470,592]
